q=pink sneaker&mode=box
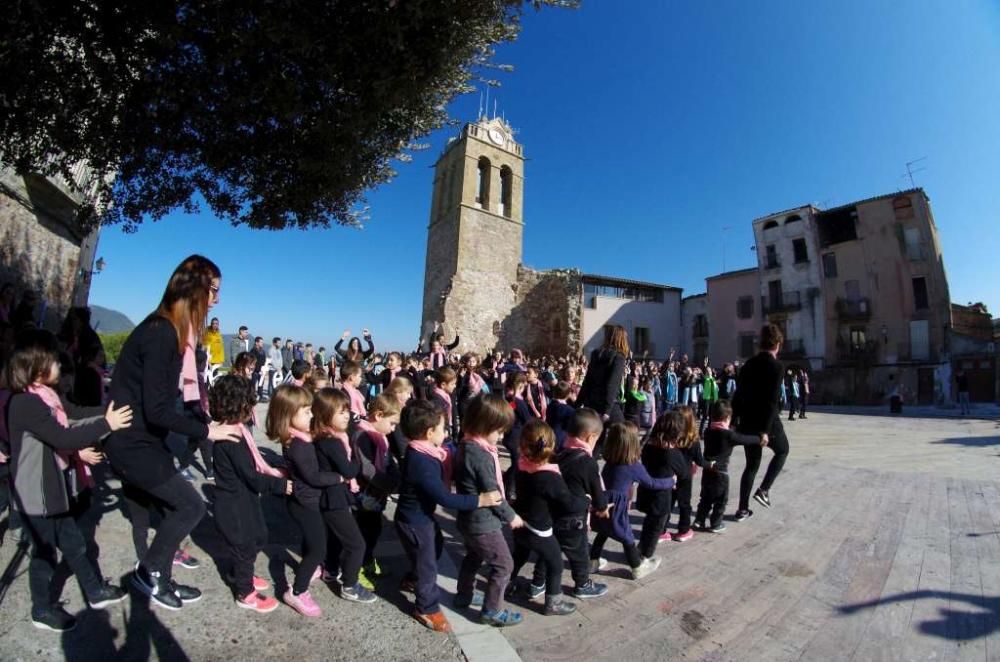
[252,575,270,591]
[658,531,673,542]
[284,589,322,618]
[236,592,279,613]
[672,530,694,542]
[310,566,323,585]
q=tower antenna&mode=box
[478,90,484,120]
[493,98,497,120]
[484,87,490,121]
[903,156,927,188]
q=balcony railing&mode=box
[836,340,880,363]
[763,256,781,270]
[836,297,872,321]
[763,290,801,314]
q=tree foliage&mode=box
[97,331,130,365]
[0,0,575,232]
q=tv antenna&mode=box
[903,157,927,188]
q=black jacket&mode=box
[284,438,342,510]
[454,442,517,535]
[555,448,607,515]
[212,437,288,546]
[512,470,589,532]
[104,315,210,489]
[702,427,761,472]
[732,351,784,436]
[315,433,361,511]
[577,348,626,417]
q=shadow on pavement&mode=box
[837,590,1000,641]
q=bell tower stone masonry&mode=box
[421,117,526,352]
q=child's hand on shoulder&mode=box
[285,480,294,495]
[510,515,525,529]
[760,433,769,447]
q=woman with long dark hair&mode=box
[577,325,630,433]
[104,255,241,610]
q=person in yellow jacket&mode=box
[204,316,225,366]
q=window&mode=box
[912,277,929,310]
[893,196,914,220]
[850,327,867,349]
[499,166,513,218]
[822,253,838,278]
[634,327,649,354]
[693,314,709,337]
[792,238,809,264]
[763,220,779,230]
[736,296,754,319]
[476,156,491,209]
[844,279,861,302]
[903,227,922,261]
[765,244,779,269]
[582,282,664,303]
[738,333,756,358]
[785,214,802,225]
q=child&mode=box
[524,367,548,420]
[454,394,524,627]
[700,368,719,435]
[509,420,587,616]
[695,400,766,532]
[353,394,402,589]
[639,375,657,429]
[311,388,376,602]
[269,384,340,618]
[668,406,710,542]
[210,375,291,613]
[662,362,678,410]
[590,422,674,579]
[340,360,367,419]
[429,366,459,443]
[394,399,500,632]
[529,408,609,599]
[544,381,575,450]
[622,374,644,426]
[502,372,535,496]
[378,352,404,392]
[7,334,132,631]
[456,352,488,422]
[384,376,415,462]
[636,411,688,558]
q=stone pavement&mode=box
[1,408,999,661]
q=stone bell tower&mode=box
[420,116,525,352]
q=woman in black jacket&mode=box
[576,325,629,455]
[104,255,241,610]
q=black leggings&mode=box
[288,500,326,594]
[511,529,564,596]
[638,512,670,559]
[322,509,365,588]
[589,531,642,568]
[739,426,789,511]
[355,509,383,567]
[126,473,207,579]
[25,512,104,611]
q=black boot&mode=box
[544,594,577,616]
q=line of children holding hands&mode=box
[8,326,766,634]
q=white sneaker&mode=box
[631,556,662,580]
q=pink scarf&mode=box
[432,387,453,427]
[467,371,486,397]
[179,323,201,403]
[430,351,447,369]
[517,456,561,475]
[26,384,93,489]
[563,436,593,457]
[242,423,287,478]
[357,419,388,473]
[709,421,731,430]
[343,384,366,417]
[319,427,359,493]
[409,440,452,485]
[526,383,547,419]
[464,436,505,498]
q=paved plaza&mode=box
[1,407,998,661]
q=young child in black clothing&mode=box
[636,410,687,559]
[210,375,291,614]
[509,420,588,616]
[502,372,535,496]
[544,381,575,450]
[529,407,610,599]
[668,406,710,542]
[695,400,767,532]
[429,367,459,443]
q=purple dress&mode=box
[592,462,674,545]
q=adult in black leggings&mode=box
[732,324,790,517]
[104,255,240,610]
[577,325,629,459]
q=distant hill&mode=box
[90,305,136,334]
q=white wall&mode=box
[681,295,709,359]
[581,290,681,359]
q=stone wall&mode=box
[501,266,582,357]
[0,169,93,329]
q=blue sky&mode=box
[90,0,1000,350]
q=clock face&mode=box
[488,128,505,145]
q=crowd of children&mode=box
[0,288,781,636]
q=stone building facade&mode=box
[0,166,101,329]
[706,267,760,366]
[681,293,709,365]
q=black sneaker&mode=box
[32,605,77,632]
[753,489,771,509]
[544,595,577,616]
[734,509,754,522]
[572,579,608,599]
[88,583,127,609]
[170,580,202,603]
[527,582,545,599]
[710,522,727,533]
[131,565,183,610]
[340,583,377,603]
